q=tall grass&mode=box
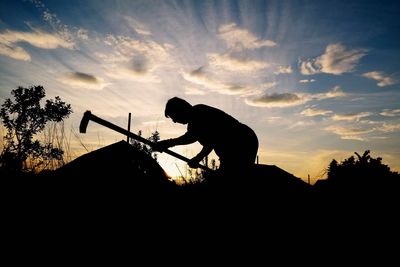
[21,121,73,173]
[0,121,81,174]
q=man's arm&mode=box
[171,132,197,146]
[188,145,213,168]
[194,146,213,160]
[154,132,196,151]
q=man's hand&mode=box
[188,157,201,169]
[153,139,174,152]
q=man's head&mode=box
[165,97,192,124]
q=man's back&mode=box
[188,104,242,145]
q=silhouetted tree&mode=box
[0,85,72,174]
[148,130,160,161]
[327,150,399,183]
[327,159,338,178]
[131,130,145,151]
[130,130,160,161]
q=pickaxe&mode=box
[79,110,211,171]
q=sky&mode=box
[0,0,399,183]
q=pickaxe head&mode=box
[79,110,92,133]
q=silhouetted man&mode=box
[155,97,259,177]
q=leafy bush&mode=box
[327,150,399,182]
[0,85,72,174]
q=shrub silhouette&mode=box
[326,150,399,188]
[0,85,72,174]
[130,130,160,161]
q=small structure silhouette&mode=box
[55,140,166,177]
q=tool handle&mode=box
[85,111,212,172]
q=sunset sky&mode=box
[1,0,399,183]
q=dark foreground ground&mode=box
[2,168,399,263]
[3,166,398,220]
[4,140,392,214]
[2,141,399,256]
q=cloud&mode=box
[218,23,276,51]
[77,29,89,40]
[313,85,348,100]
[332,112,373,121]
[301,108,332,117]
[299,43,367,75]
[299,59,320,75]
[102,35,172,63]
[299,79,316,83]
[184,86,206,95]
[0,43,31,61]
[181,67,259,96]
[362,71,396,87]
[380,123,400,133]
[98,34,173,82]
[325,117,400,141]
[245,93,306,107]
[59,72,108,90]
[207,53,269,72]
[105,66,161,83]
[180,24,280,96]
[380,109,400,117]
[124,16,152,36]
[130,54,151,74]
[324,125,374,141]
[37,2,88,44]
[288,120,316,129]
[0,29,75,61]
[274,65,293,75]
[245,85,347,108]
[262,82,277,90]
[263,116,282,123]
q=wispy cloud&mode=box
[262,82,277,90]
[274,65,293,75]
[207,53,269,72]
[59,72,108,90]
[178,23,284,98]
[101,35,172,64]
[332,112,373,121]
[362,71,396,87]
[31,0,170,83]
[181,67,258,96]
[96,34,174,82]
[380,109,400,117]
[218,23,276,51]
[380,122,400,133]
[245,85,347,108]
[0,29,74,61]
[299,43,367,75]
[245,92,306,107]
[123,16,152,36]
[301,107,332,117]
[313,85,348,99]
[324,125,374,141]
[77,29,89,40]
[288,120,316,129]
[325,117,400,141]
[184,86,206,95]
[36,0,88,43]
[299,79,316,83]
[299,59,319,75]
